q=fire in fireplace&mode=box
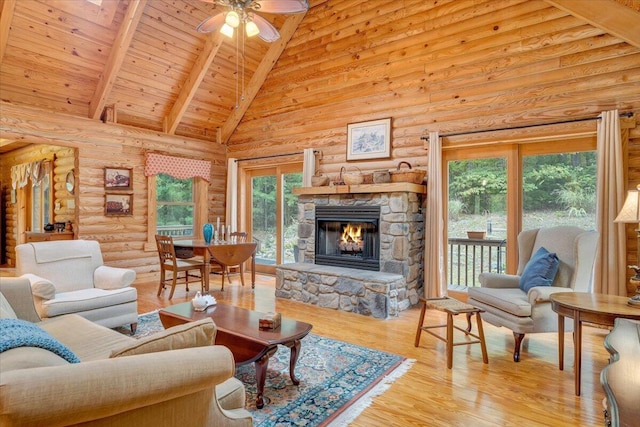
[315,206,380,271]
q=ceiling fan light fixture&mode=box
[220,23,234,38]
[245,20,260,37]
[225,10,240,28]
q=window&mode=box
[445,138,596,285]
[156,173,194,237]
[242,163,302,273]
[28,170,52,232]
[145,154,210,249]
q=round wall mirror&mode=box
[65,170,75,194]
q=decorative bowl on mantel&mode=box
[467,231,486,239]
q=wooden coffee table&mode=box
[158,302,312,409]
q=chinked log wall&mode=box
[227,0,640,293]
[0,102,227,283]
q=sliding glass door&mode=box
[443,138,596,286]
[244,164,302,274]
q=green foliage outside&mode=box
[448,152,597,216]
[156,173,194,228]
[252,173,302,262]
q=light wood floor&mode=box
[138,273,609,427]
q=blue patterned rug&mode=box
[117,311,413,427]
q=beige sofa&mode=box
[0,277,252,427]
[15,240,138,332]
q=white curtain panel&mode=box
[302,148,316,187]
[225,158,238,232]
[424,131,447,298]
[594,110,627,296]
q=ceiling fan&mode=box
[196,0,309,42]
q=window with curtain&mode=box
[28,168,52,232]
[145,153,210,245]
[444,138,596,286]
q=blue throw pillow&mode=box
[519,247,560,293]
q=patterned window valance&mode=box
[144,153,211,182]
[10,160,51,189]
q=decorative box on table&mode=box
[259,312,281,330]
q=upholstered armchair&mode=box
[467,226,599,362]
[15,240,138,333]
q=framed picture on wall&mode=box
[105,193,133,216]
[347,118,391,161]
[104,167,132,190]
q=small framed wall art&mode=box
[346,118,391,161]
[104,167,132,191]
[105,193,133,216]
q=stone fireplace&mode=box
[276,183,426,318]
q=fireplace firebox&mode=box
[315,206,380,271]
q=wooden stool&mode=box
[414,297,489,369]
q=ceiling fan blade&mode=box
[255,0,309,14]
[252,14,280,42]
[196,12,225,33]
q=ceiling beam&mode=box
[220,13,307,144]
[0,0,16,64]
[545,0,640,49]
[89,0,147,120]
[163,33,225,135]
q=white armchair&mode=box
[15,240,138,333]
[467,226,598,362]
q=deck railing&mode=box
[448,237,506,287]
[157,225,193,237]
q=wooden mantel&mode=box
[293,182,426,195]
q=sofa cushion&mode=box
[0,346,70,372]
[41,287,137,318]
[110,318,216,358]
[0,292,17,319]
[0,318,80,363]
[40,314,134,361]
[467,287,532,317]
[519,246,560,293]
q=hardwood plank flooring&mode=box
[138,273,607,427]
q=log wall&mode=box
[0,102,227,283]
[229,0,639,175]
[228,0,640,293]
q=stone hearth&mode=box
[276,183,425,318]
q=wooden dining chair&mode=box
[213,231,249,288]
[155,234,206,299]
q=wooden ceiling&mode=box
[0,0,297,151]
[0,0,638,154]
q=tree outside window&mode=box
[156,173,194,237]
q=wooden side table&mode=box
[549,292,640,396]
[414,297,489,369]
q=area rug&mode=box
[117,311,414,426]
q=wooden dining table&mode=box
[173,239,257,292]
